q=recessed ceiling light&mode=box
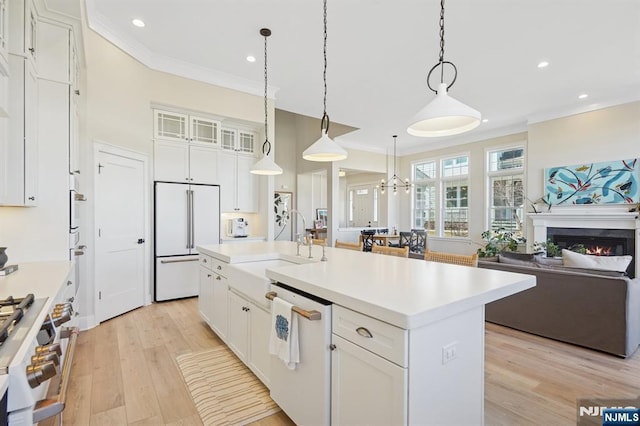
[482,119,489,123]
[578,93,588,99]
[132,19,145,28]
[537,61,549,69]
[246,55,256,63]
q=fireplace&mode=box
[528,206,640,278]
[547,227,635,277]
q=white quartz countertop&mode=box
[198,242,535,329]
[0,261,72,302]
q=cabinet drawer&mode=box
[332,305,407,367]
[211,258,228,277]
[199,254,213,270]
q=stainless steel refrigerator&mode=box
[154,182,220,301]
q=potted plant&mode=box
[477,228,526,257]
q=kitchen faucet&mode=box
[290,209,312,256]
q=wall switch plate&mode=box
[442,342,458,364]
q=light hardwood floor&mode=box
[62,298,640,425]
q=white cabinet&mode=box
[331,335,407,426]
[0,0,8,76]
[331,305,408,426]
[8,0,37,66]
[154,109,220,146]
[198,254,228,339]
[3,54,37,206]
[226,288,270,386]
[217,151,258,213]
[220,127,255,154]
[154,140,219,184]
[36,20,69,82]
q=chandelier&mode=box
[378,135,411,195]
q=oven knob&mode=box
[26,361,57,388]
[31,352,60,367]
[35,343,62,357]
[52,310,72,326]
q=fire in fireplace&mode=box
[547,227,635,277]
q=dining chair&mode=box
[311,238,327,246]
[423,249,478,267]
[360,229,376,252]
[389,231,412,248]
[410,230,427,254]
[371,243,409,258]
[334,240,363,251]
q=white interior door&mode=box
[95,149,146,322]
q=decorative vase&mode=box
[0,247,7,269]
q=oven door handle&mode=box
[32,326,79,423]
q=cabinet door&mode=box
[198,267,214,325]
[154,110,188,142]
[210,272,228,340]
[216,151,236,213]
[36,21,70,82]
[0,0,8,75]
[24,0,36,65]
[331,335,407,426]
[189,145,218,184]
[237,131,255,154]
[23,57,37,205]
[227,290,249,362]
[189,115,219,146]
[220,128,236,151]
[248,302,271,387]
[236,155,257,213]
[154,140,189,182]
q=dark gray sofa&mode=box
[479,257,640,358]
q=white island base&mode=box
[197,241,535,426]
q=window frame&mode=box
[411,152,471,239]
[485,143,527,234]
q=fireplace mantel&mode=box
[527,208,640,276]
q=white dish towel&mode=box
[269,296,300,370]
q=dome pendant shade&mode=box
[302,130,347,162]
[408,83,481,138]
[250,152,283,175]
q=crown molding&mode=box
[85,0,278,99]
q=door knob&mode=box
[137,238,145,244]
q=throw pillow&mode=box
[540,264,627,277]
[534,255,563,267]
[561,249,633,272]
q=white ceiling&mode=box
[53,0,640,155]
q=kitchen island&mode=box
[197,241,535,425]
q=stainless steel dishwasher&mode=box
[267,282,332,426]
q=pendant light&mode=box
[377,135,411,195]
[407,0,481,137]
[250,28,283,175]
[302,0,347,162]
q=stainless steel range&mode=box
[0,293,78,424]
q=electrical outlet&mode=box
[442,342,458,364]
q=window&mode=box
[412,155,469,237]
[487,147,525,232]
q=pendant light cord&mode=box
[427,0,457,93]
[438,0,445,84]
[321,0,330,133]
[393,135,397,177]
[262,29,271,155]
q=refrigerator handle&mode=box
[186,189,191,249]
[190,190,195,249]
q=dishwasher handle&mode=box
[265,291,322,321]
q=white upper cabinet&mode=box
[8,0,37,67]
[36,21,70,82]
[217,151,257,213]
[154,109,220,146]
[0,0,8,75]
[154,140,218,184]
[220,127,255,154]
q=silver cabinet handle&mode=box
[160,258,199,264]
[356,327,373,338]
[216,275,221,280]
[190,190,195,249]
[216,265,222,270]
[186,189,191,249]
